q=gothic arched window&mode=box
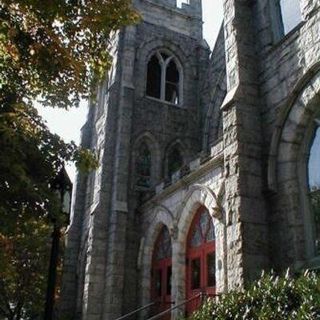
[154,227,172,261]
[167,146,183,178]
[135,142,152,188]
[308,126,320,255]
[146,51,182,105]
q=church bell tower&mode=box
[60,1,209,319]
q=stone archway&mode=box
[268,63,320,191]
[140,206,175,309]
[172,185,226,316]
[132,131,162,188]
[268,65,320,267]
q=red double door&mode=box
[151,207,215,318]
[186,207,216,315]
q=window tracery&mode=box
[146,51,182,105]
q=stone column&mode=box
[59,111,95,319]
[222,0,269,289]
[102,25,137,319]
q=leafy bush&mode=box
[189,271,320,320]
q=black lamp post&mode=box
[44,166,72,320]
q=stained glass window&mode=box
[206,223,215,242]
[189,209,215,248]
[168,147,183,177]
[191,226,202,247]
[135,142,151,188]
[155,227,172,261]
[309,126,320,255]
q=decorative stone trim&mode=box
[268,62,320,191]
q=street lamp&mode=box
[44,166,72,320]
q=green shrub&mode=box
[189,271,320,320]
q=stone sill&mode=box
[144,95,185,109]
[267,21,305,56]
[140,141,224,210]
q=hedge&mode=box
[189,271,320,320]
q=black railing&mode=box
[114,302,156,320]
[147,293,203,320]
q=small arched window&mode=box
[308,126,320,255]
[135,142,152,188]
[154,227,172,261]
[146,51,182,105]
[167,146,183,177]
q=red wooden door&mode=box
[186,207,215,315]
[152,227,172,319]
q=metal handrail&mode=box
[146,293,203,320]
[114,302,156,320]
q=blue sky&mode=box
[38,0,224,181]
[309,128,320,190]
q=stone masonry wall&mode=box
[123,16,210,315]
[139,142,225,317]
[221,0,269,288]
[61,1,320,319]
[253,0,320,269]
[201,25,227,151]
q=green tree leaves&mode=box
[190,271,320,320]
[0,0,138,318]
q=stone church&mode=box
[60,0,320,319]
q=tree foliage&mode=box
[189,271,320,320]
[0,0,138,319]
[0,215,52,319]
[0,0,139,107]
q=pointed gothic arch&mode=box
[268,64,320,266]
[202,72,227,151]
[146,49,183,105]
[185,206,216,315]
[132,132,161,189]
[140,207,175,310]
[164,140,186,179]
[170,185,226,312]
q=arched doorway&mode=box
[151,226,172,319]
[186,206,215,315]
